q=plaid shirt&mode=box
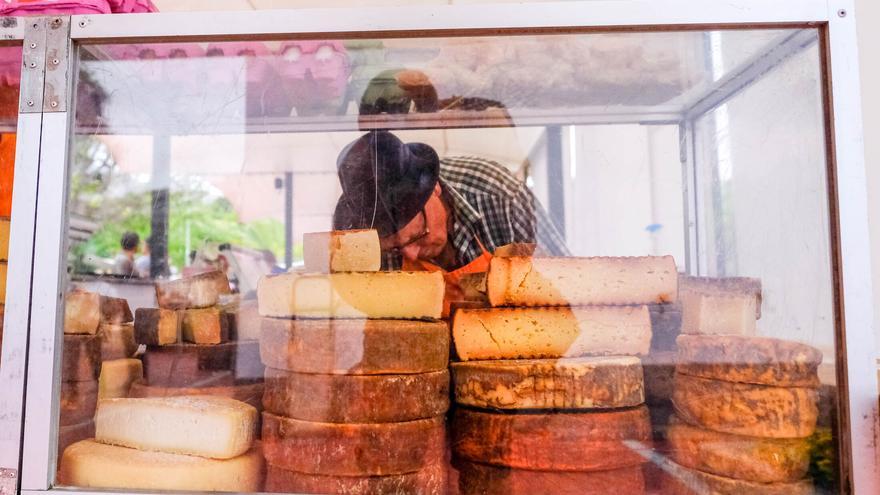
[384,156,570,270]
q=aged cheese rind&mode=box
[181,307,229,344]
[62,334,102,382]
[98,323,137,361]
[451,356,644,410]
[58,440,264,492]
[142,340,264,388]
[675,335,822,388]
[672,373,818,438]
[98,358,143,399]
[658,459,814,495]
[455,461,646,495]
[95,396,257,459]
[303,229,381,273]
[260,317,449,374]
[263,368,449,422]
[60,380,98,426]
[128,380,264,411]
[64,290,102,335]
[155,270,230,310]
[265,462,447,495]
[257,271,444,319]
[134,308,180,346]
[451,406,652,471]
[58,420,95,463]
[262,413,445,476]
[487,255,678,307]
[99,296,133,324]
[453,306,651,361]
[667,416,810,483]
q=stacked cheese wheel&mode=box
[59,289,141,460]
[131,271,265,412]
[450,255,679,495]
[663,334,823,493]
[258,230,450,495]
[58,396,264,491]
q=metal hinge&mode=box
[43,16,70,112]
[19,18,46,114]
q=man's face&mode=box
[379,185,448,263]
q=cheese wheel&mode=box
[486,255,677,307]
[99,296,133,324]
[265,462,447,495]
[672,374,818,438]
[675,335,822,388]
[62,334,101,382]
[58,440,264,492]
[451,357,644,410]
[451,406,652,471]
[643,351,676,406]
[57,420,95,463]
[155,270,230,310]
[98,323,137,361]
[128,380,264,411]
[658,459,814,495]
[262,412,445,476]
[142,341,264,388]
[453,306,652,361]
[60,380,98,426]
[455,461,646,495]
[263,368,449,422]
[260,317,449,374]
[667,416,810,483]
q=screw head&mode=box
[29,43,36,49]
[838,8,847,17]
[79,20,87,28]
[50,101,58,108]
[52,59,59,65]
[26,100,34,107]
[29,62,36,68]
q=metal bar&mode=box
[284,172,293,269]
[679,121,699,275]
[68,0,828,41]
[42,17,70,113]
[149,135,170,278]
[545,126,566,239]
[19,19,47,115]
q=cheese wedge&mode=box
[155,270,229,310]
[181,307,229,344]
[58,440,264,492]
[98,359,143,399]
[257,271,443,319]
[134,308,180,346]
[303,229,381,273]
[452,306,652,361]
[98,323,137,361]
[487,256,678,307]
[0,218,9,261]
[95,396,257,459]
[64,290,102,335]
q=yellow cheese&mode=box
[452,306,652,361]
[0,261,6,302]
[0,219,9,261]
[64,290,102,335]
[58,440,264,492]
[303,229,381,273]
[681,292,757,336]
[95,396,257,459]
[98,359,143,399]
[258,270,443,319]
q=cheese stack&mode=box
[664,319,823,492]
[131,271,264,412]
[258,230,450,495]
[58,396,264,491]
[450,255,679,495]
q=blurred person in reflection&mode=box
[113,231,140,277]
[134,236,152,278]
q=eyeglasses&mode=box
[384,209,429,256]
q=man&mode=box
[333,130,568,309]
[113,231,140,277]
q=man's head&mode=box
[334,131,449,262]
[121,231,139,253]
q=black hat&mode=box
[334,131,440,237]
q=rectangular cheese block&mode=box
[64,289,102,335]
[0,218,8,261]
[680,291,757,336]
[303,229,381,273]
[98,358,143,399]
[134,307,180,345]
[99,296,133,324]
[95,396,257,459]
[487,256,678,307]
[182,307,229,344]
[98,323,137,361]
[257,270,444,319]
[0,261,5,302]
[680,275,762,317]
[62,334,102,382]
[155,270,229,309]
[452,306,652,361]
[58,440,264,492]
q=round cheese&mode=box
[455,461,646,495]
[62,334,101,382]
[667,416,810,483]
[451,356,644,410]
[658,460,814,495]
[260,317,449,374]
[128,380,264,411]
[263,368,449,422]
[672,373,818,438]
[675,335,822,387]
[262,412,445,476]
[451,406,652,471]
[265,462,447,495]
[57,420,95,463]
[60,380,98,426]
[142,341,263,388]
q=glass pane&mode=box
[57,27,837,495]
[0,43,21,364]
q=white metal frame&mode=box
[4,0,876,493]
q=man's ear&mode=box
[433,183,442,196]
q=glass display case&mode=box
[1,1,877,494]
